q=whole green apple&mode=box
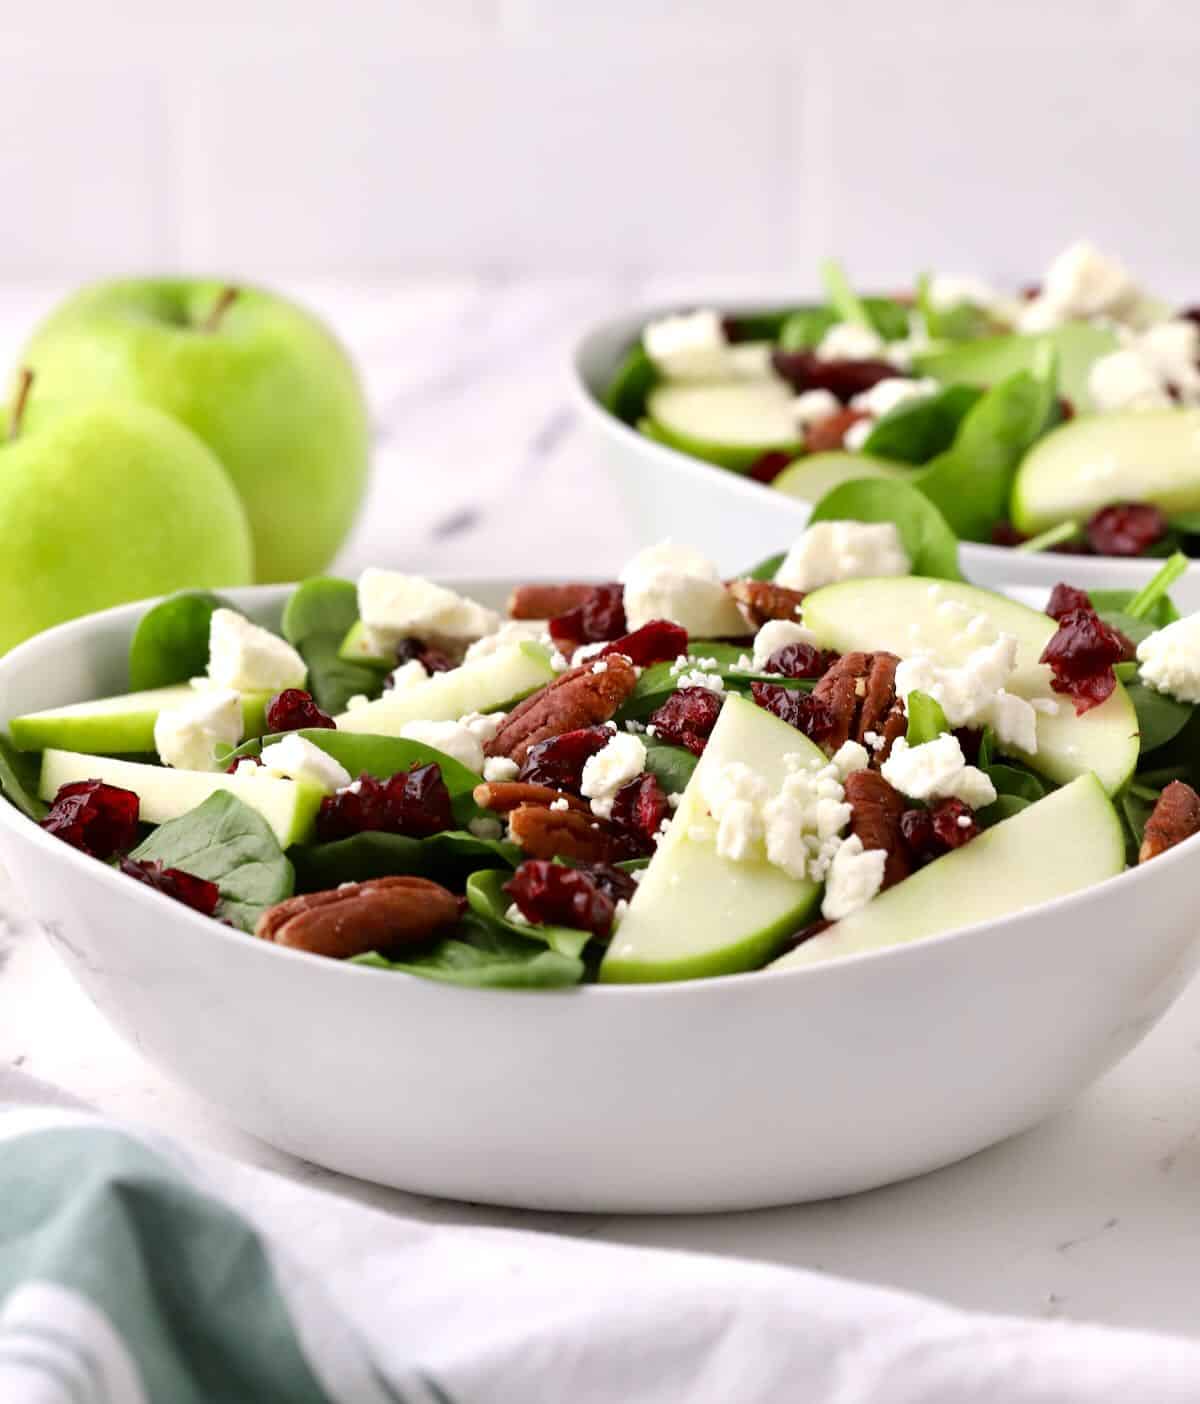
[21,279,369,583]
[0,383,253,654]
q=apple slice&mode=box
[643,382,802,471]
[801,576,1139,794]
[39,749,322,847]
[773,452,907,502]
[912,322,1117,408]
[10,684,270,755]
[339,620,393,666]
[335,643,556,735]
[1011,410,1200,535]
[599,694,824,984]
[773,774,1123,971]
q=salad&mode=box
[4,528,1200,987]
[603,241,1200,561]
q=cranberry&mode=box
[1046,582,1092,621]
[770,350,897,402]
[41,780,139,859]
[952,727,984,766]
[316,763,453,842]
[575,861,639,906]
[118,857,221,916]
[990,521,1028,548]
[1058,396,1076,422]
[764,642,836,680]
[504,860,616,938]
[750,682,836,745]
[391,638,453,677]
[598,620,688,668]
[648,687,723,756]
[746,451,793,485]
[899,807,937,864]
[266,688,336,733]
[1178,307,1200,329]
[776,918,833,954]
[517,726,612,794]
[804,407,870,454]
[609,772,669,853]
[1086,502,1169,557]
[930,798,979,849]
[548,584,626,650]
[1039,608,1130,715]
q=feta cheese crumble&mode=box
[815,322,886,363]
[619,540,746,636]
[1018,240,1144,333]
[398,719,485,773]
[880,735,997,810]
[893,632,1038,754]
[207,609,307,693]
[849,376,939,422]
[580,732,647,819]
[791,387,841,430]
[751,619,817,671]
[775,521,911,592]
[1137,613,1200,703]
[154,688,243,772]
[1088,319,1200,412]
[483,756,519,783]
[357,569,499,655]
[386,659,429,693]
[642,309,730,382]
[820,835,887,920]
[260,734,352,792]
[460,711,506,745]
[928,273,1002,312]
[463,619,549,663]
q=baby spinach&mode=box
[983,763,1047,803]
[1126,681,1194,754]
[352,913,584,988]
[127,590,234,690]
[605,343,659,425]
[466,870,592,959]
[860,384,982,465]
[1118,788,1157,864]
[297,636,384,716]
[977,794,1031,828]
[1121,552,1188,623]
[281,576,358,645]
[778,306,838,351]
[621,644,813,721]
[914,272,993,344]
[1167,510,1200,536]
[905,691,948,746]
[641,738,698,795]
[728,309,802,342]
[861,296,913,343]
[0,732,46,820]
[290,829,519,893]
[280,577,383,716]
[809,478,963,580]
[819,259,873,331]
[130,791,293,932]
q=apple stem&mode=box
[7,368,33,441]
[201,286,240,333]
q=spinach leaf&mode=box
[0,732,46,820]
[810,478,963,580]
[291,829,519,892]
[1121,552,1189,623]
[130,791,293,932]
[1126,681,1194,754]
[915,274,993,344]
[729,309,806,342]
[620,643,813,721]
[819,259,873,330]
[1119,789,1156,865]
[127,590,233,691]
[984,763,1047,802]
[906,691,948,746]
[281,577,358,644]
[861,296,913,342]
[1167,510,1200,535]
[778,306,838,351]
[641,738,698,795]
[860,384,983,465]
[977,794,1031,828]
[279,577,383,716]
[352,912,584,988]
[465,870,593,959]
[605,343,659,425]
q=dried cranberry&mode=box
[391,638,453,677]
[316,763,453,842]
[548,584,626,649]
[746,451,793,485]
[517,726,612,794]
[598,619,688,668]
[574,861,639,905]
[41,780,139,859]
[929,798,979,849]
[952,728,984,766]
[776,918,833,954]
[770,350,897,402]
[609,772,669,853]
[266,688,336,733]
[1086,502,1169,557]
[648,687,723,756]
[750,682,836,745]
[1039,608,1130,715]
[118,857,221,916]
[504,859,616,938]
[764,642,836,680]
[804,407,869,454]
[990,520,1028,548]
[1058,396,1076,422]
[899,807,937,864]
[1046,582,1092,621]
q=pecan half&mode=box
[472,781,589,813]
[484,656,638,764]
[507,804,625,864]
[256,876,461,960]
[727,579,807,630]
[1139,781,1200,863]
[508,583,595,620]
[805,407,869,454]
[812,651,906,759]
[844,770,910,889]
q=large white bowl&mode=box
[2,586,1200,1213]
[572,307,1200,610]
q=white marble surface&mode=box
[4,278,1200,1342]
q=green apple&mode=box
[773,451,907,502]
[801,576,1140,794]
[39,748,321,847]
[913,322,1117,410]
[21,279,369,583]
[0,393,252,656]
[600,694,824,984]
[773,774,1123,970]
[1011,410,1200,535]
[339,620,393,666]
[642,381,802,471]
[10,684,270,755]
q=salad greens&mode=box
[465,870,592,959]
[279,576,381,715]
[128,590,233,690]
[352,914,585,989]
[808,479,963,580]
[859,384,982,465]
[0,733,46,821]
[291,829,519,893]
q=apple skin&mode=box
[21,279,369,583]
[0,400,253,655]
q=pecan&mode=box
[727,578,807,630]
[844,770,910,889]
[472,781,589,813]
[812,652,906,759]
[256,876,461,960]
[507,804,625,864]
[508,582,595,620]
[805,407,869,454]
[1139,781,1200,863]
[483,656,638,764]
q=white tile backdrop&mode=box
[1,0,1196,288]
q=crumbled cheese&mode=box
[830,740,871,778]
[880,735,997,810]
[820,835,887,920]
[505,903,531,926]
[1088,319,1200,412]
[620,540,746,636]
[675,669,725,693]
[386,659,430,693]
[849,376,939,421]
[572,641,608,665]
[591,660,609,674]
[357,569,498,654]
[580,732,647,819]
[956,814,973,829]
[1018,241,1144,332]
[751,619,817,671]
[894,633,1037,753]
[986,689,1039,754]
[624,719,646,734]
[549,649,571,672]
[460,711,506,744]
[398,719,485,773]
[344,693,371,712]
[207,609,307,693]
[614,898,630,923]
[792,387,842,429]
[928,273,1002,311]
[667,793,682,810]
[642,309,730,382]
[863,730,883,752]
[816,322,886,363]
[154,688,243,772]
[260,733,352,792]
[1137,613,1200,703]
[842,418,874,452]
[463,619,548,663]
[775,521,911,592]
[701,762,770,862]
[1030,697,1061,716]
[233,758,261,778]
[483,756,520,782]
[468,817,503,840]
[549,797,570,812]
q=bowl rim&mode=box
[1,582,1197,1000]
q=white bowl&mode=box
[572,307,1200,610]
[2,586,1200,1213]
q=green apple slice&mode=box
[773,774,1123,971]
[335,642,555,735]
[39,749,321,846]
[600,694,824,984]
[912,321,1117,409]
[339,620,392,666]
[801,576,1139,795]
[1011,410,1200,535]
[643,382,802,471]
[10,685,270,755]
[772,452,907,502]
